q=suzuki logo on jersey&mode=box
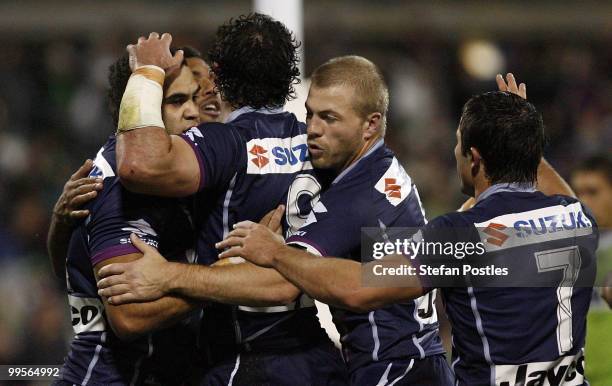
[384,178,402,199]
[271,144,308,166]
[246,135,313,175]
[513,210,592,239]
[249,145,269,168]
[496,352,585,386]
[375,158,413,206]
[475,202,593,252]
[483,223,509,246]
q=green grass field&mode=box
[585,309,612,385]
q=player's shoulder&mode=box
[186,122,241,140]
[88,135,117,180]
[367,145,420,212]
[428,211,470,229]
[329,144,425,225]
[233,110,304,129]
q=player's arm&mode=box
[496,72,575,198]
[167,261,302,306]
[94,252,199,340]
[117,129,200,197]
[217,223,425,313]
[535,158,575,197]
[113,33,199,197]
[47,160,102,278]
[97,234,301,307]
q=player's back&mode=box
[181,108,334,363]
[430,187,598,386]
[58,136,198,386]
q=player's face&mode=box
[185,57,227,123]
[305,85,369,171]
[454,126,475,196]
[162,65,200,134]
[571,171,612,227]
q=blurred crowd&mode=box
[0,28,610,370]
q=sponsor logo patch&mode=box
[495,351,585,386]
[245,135,313,174]
[475,203,593,251]
[68,295,106,334]
[249,144,269,168]
[374,158,413,206]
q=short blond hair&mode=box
[311,55,389,134]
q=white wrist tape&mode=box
[117,65,166,133]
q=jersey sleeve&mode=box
[286,200,362,258]
[180,123,244,192]
[87,189,164,267]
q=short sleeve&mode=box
[180,123,244,192]
[88,189,165,267]
[286,201,362,258]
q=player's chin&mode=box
[310,156,327,169]
[179,120,199,133]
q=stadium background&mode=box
[0,0,610,384]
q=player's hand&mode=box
[127,32,183,72]
[496,73,527,99]
[258,205,285,235]
[97,234,170,305]
[52,159,102,225]
[216,221,286,268]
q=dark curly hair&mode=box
[107,53,131,128]
[208,13,301,109]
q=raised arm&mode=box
[116,129,200,196]
[115,32,200,197]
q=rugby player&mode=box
[97,14,347,385]
[216,76,598,385]
[180,45,230,123]
[49,53,203,386]
[47,46,220,277]
[213,55,453,385]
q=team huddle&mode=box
[47,13,601,386]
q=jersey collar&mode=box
[476,182,536,203]
[225,106,284,123]
[332,139,384,185]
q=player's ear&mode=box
[363,112,382,140]
[469,147,482,177]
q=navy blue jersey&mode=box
[285,141,446,373]
[59,136,199,386]
[180,108,332,357]
[426,185,598,386]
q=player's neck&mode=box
[339,135,380,173]
[472,178,492,201]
